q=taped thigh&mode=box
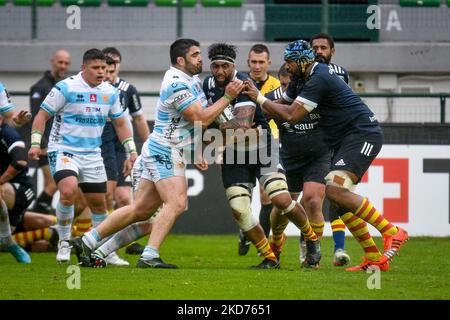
[225,184,257,232]
[325,170,355,191]
[260,172,289,200]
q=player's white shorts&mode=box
[48,150,107,184]
[131,154,159,222]
[131,155,143,193]
[140,139,186,183]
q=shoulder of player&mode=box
[52,77,73,95]
[329,63,348,76]
[97,81,118,95]
[307,62,332,80]
[266,86,284,100]
[116,78,135,93]
[161,78,192,99]
[202,75,216,91]
[259,74,281,94]
[267,74,281,85]
[0,122,21,141]
[55,74,78,88]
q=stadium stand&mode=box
[13,0,55,5]
[155,0,196,6]
[265,0,379,42]
[400,0,440,6]
[108,0,149,6]
[60,0,102,6]
[201,0,243,6]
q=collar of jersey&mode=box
[77,71,103,90]
[170,66,194,81]
[231,70,238,81]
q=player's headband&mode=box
[210,55,235,64]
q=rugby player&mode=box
[71,39,244,269]
[203,43,321,269]
[244,40,409,271]
[28,49,137,263]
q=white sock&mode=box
[96,223,145,258]
[92,212,108,228]
[0,200,13,247]
[82,228,101,250]
[141,246,159,260]
[56,202,74,241]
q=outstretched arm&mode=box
[243,80,310,124]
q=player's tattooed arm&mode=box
[218,105,255,131]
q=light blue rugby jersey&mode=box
[150,66,207,150]
[0,81,15,115]
[41,72,125,154]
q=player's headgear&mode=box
[208,43,236,64]
[284,40,315,75]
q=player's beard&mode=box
[215,73,233,88]
[316,55,331,64]
[186,61,202,75]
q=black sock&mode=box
[37,191,53,206]
[259,204,273,238]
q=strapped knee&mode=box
[261,172,289,200]
[325,170,355,191]
[226,185,257,232]
[280,200,296,215]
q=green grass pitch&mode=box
[0,235,449,300]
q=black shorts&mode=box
[102,138,118,182]
[330,132,384,182]
[8,181,35,228]
[101,134,132,187]
[221,163,262,189]
[282,150,331,193]
[220,140,280,189]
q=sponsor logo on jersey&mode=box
[90,94,97,102]
[85,106,101,113]
[75,116,105,125]
[173,91,193,106]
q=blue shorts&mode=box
[140,139,186,183]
